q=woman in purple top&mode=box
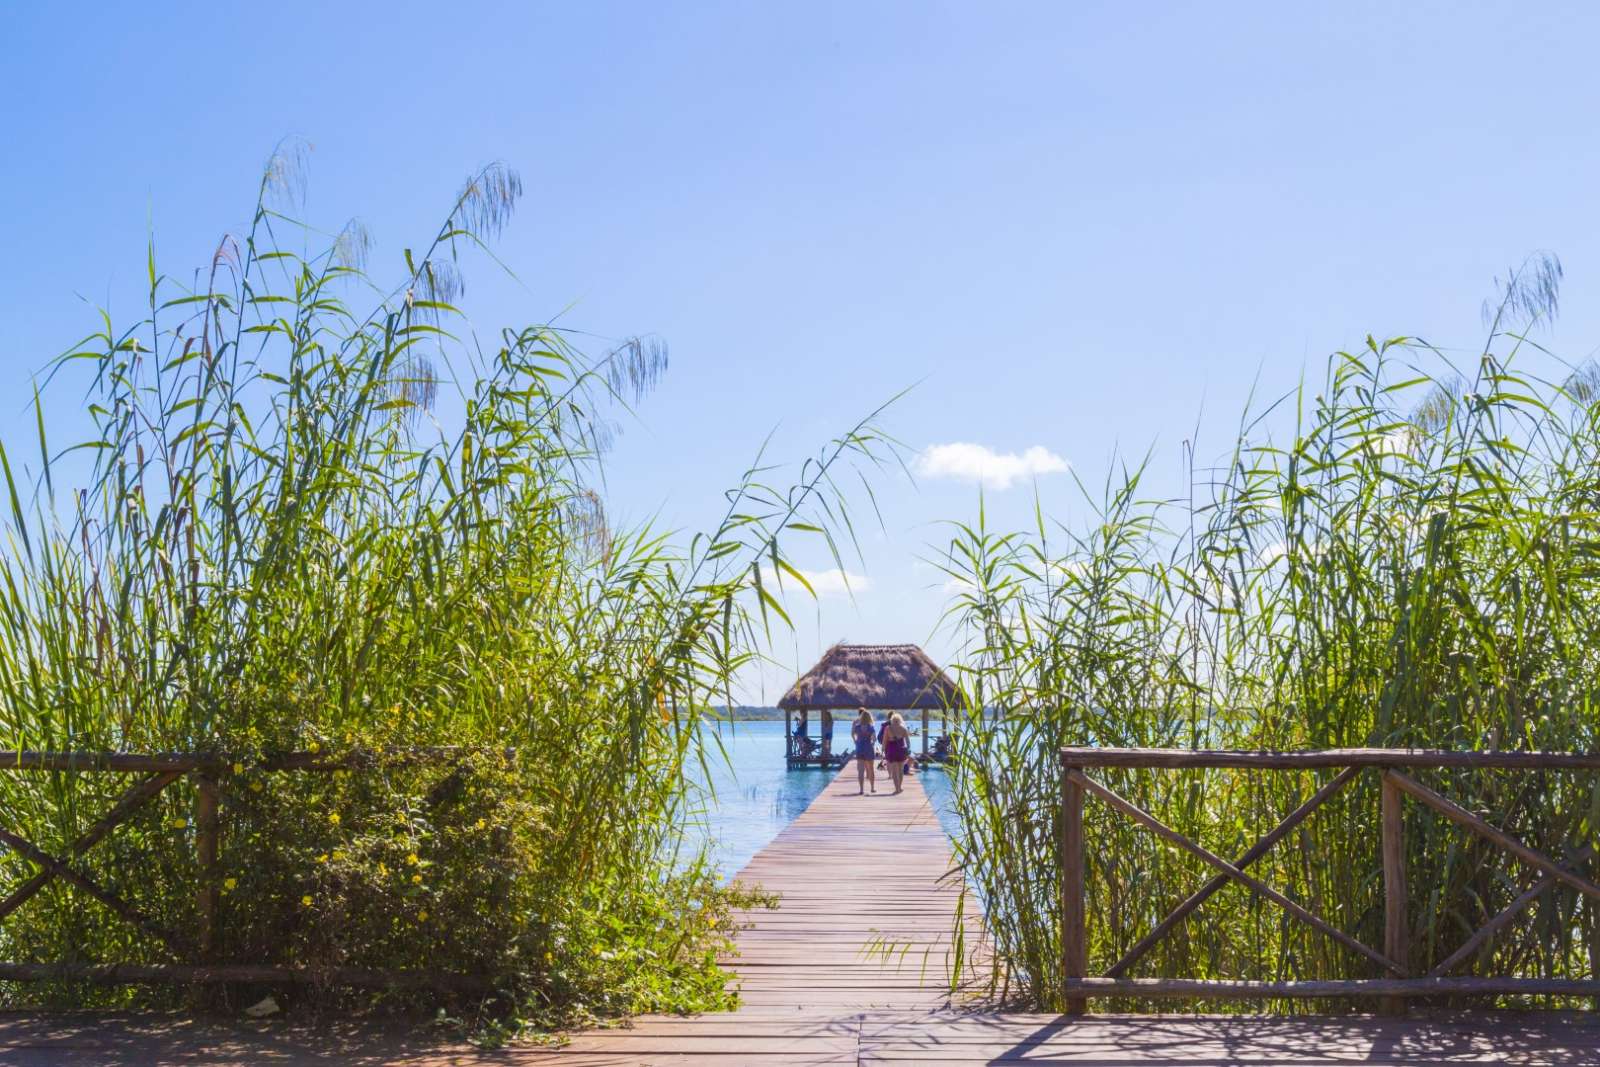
[850,708,876,794]
[881,712,912,794]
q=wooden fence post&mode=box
[195,773,220,962]
[1380,772,1408,1016]
[1062,761,1087,1015]
[1589,896,1600,1013]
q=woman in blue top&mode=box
[850,708,877,795]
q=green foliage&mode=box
[940,256,1600,1011]
[0,145,886,1029]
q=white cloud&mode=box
[942,575,976,595]
[914,442,1069,490]
[758,565,869,597]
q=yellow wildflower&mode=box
[231,762,245,775]
[417,910,429,922]
[222,877,237,892]
[316,853,329,864]
[332,850,346,861]
[327,812,340,826]
[171,817,187,829]
[308,740,321,754]
[411,873,422,884]
[475,818,486,830]
[301,895,313,907]
[406,853,419,866]
[249,781,263,793]
[378,863,388,876]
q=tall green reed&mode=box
[0,145,894,1022]
[940,255,1600,1010]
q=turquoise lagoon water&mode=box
[682,719,961,880]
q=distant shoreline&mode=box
[707,706,786,721]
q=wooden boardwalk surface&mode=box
[5,1009,1600,1064]
[4,766,1599,1063]
[708,762,984,1013]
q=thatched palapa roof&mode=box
[779,643,965,711]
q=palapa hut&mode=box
[778,643,964,767]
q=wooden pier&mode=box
[704,762,982,1014]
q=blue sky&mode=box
[6,2,1600,699]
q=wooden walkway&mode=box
[6,1009,1600,1064]
[6,766,1600,1063]
[711,762,983,1013]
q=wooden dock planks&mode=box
[4,1008,1600,1064]
[544,762,987,1060]
[717,763,984,1013]
[520,1012,1600,1065]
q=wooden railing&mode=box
[1058,747,1600,1013]
[0,749,492,992]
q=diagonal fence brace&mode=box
[1382,770,1600,905]
[0,826,189,958]
[1107,765,1363,978]
[0,770,185,924]
[1428,845,1597,978]
[1068,768,1404,976]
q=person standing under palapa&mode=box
[850,708,877,794]
[880,712,912,794]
